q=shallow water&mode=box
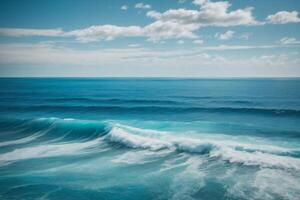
[0,78,300,200]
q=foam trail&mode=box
[228,168,300,200]
[210,147,300,170]
[0,138,103,164]
[0,132,42,147]
[168,156,205,200]
[112,150,170,165]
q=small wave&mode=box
[209,100,257,105]
[1,118,111,142]
[48,97,182,105]
[2,105,300,117]
[168,95,213,100]
[0,118,111,165]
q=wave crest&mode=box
[105,124,300,170]
[1,118,299,171]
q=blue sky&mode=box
[0,0,300,77]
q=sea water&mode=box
[0,78,299,200]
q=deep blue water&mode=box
[0,78,299,200]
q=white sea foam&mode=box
[252,169,300,200]
[112,150,170,164]
[168,156,205,200]
[108,127,172,150]
[227,168,300,200]
[0,138,103,164]
[63,118,75,121]
[0,132,42,147]
[159,153,190,172]
[210,147,300,170]
[106,124,300,170]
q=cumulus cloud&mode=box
[135,3,151,10]
[68,20,200,42]
[266,11,300,24]
[0,23,198,43]
[0,1,299,43]
[148,0,258,27]
[121,5,128,11]
[280,37,300,44]
[215,30,234,40]
[143,0,258,42]
[192,0,207,6]
[143,20,199,42]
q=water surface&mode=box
[0,78,299,200]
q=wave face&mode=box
[0,118,300,200]
[0,78,300,200]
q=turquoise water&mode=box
[0,78,300,200]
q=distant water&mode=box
[0,78,300,200]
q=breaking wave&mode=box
[107,124,300,170]
[1,118,299,171]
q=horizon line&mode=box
[1,76,300,79]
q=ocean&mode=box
[0,78,299,200]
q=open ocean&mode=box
[0,78,299,200]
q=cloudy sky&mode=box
[0,0,300,77]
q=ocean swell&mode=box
[0,118,300,171]
[1,105,300,117]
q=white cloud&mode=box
[65,25,143,42]
[1,43,299,77]
[135,3,151,10]
[192,0,207,6]
[280,37,300,45]
[143,0,258,42]
[0,23,198,43]
[203,45,274,51]
[148,1,258,27]
[215,30,234,40]
[66,20,198,43]
[143,20,199,42]
[266,11,300,24]
[0,1,299,43]
[121,5,128,11]
[201,44,293,51]
[0,28,64,37]
[193,39,203,45]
